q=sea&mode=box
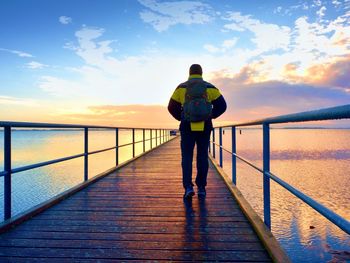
[0,128,349,262]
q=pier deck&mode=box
[0,137,272,262]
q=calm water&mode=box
[0,129,349,262]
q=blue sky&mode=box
[0,0,349,126]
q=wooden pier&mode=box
[0,137,287,262]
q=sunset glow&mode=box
[1,0,349,127]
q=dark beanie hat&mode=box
[189,64,202,75]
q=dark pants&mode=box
[180,129,211,189]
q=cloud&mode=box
[212,52,350,92]
[273,6,283,14]
[67,26,115,68]
[223,12,291,53]
[214,11,350,84]
[138,0,213,32]
[26,61,47,69]
[222,38,238,49]
[45,25,250,104]
[313,0,322,7]
[59,16,72,25]
[316,6,327,18]
[0,95,37,106]
[306,55,350,89]
[203,44,220,53]
[270,2,334,17]
[0,48,33,57]
[287,14,350,67]
[204,38,238,53]
[332,0,342,6]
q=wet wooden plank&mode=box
[0,137,272,262]
[1,231,262,243]
[0,238,266,251]
[31,214,249,222]
[7,225,256,235]
[19,219,252,228]
[0,247,271,261]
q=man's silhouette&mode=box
[168,64,226,199]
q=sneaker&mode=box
[197,186,206,197]
[184,186,195,199]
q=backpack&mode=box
[183,81,212,122]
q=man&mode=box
[168,64,227,199]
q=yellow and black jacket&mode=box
[168,74,227,132]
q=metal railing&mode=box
[210,104,350,234]
[0,121,173,220]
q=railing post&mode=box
[208,138,211,154]
[84,128,88,181]
[263,123,271,229]
[155,129,158,146]
[150,129,153,149]
[212,128,216,159]
[132,128,135,158]
[232,126,237,185]
[116,128,119,165]
[219,127,223,167]
[142,129,145,152]
[4,126,12,220]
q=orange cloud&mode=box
[283,62,300,82]
[278,55,350,89]
[305,55,350,89]
[331,31,350,47]
[208,60,270,85]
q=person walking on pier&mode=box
[168,64,227,199]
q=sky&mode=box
[0,0,349,128]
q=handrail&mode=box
[0,122,175,220]
[210,103,350,235]
[0,121,170,130]
[217,104,350,128]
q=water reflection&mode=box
[182,197,209,260]
[183,198,195,242]
[197,197,208,250]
